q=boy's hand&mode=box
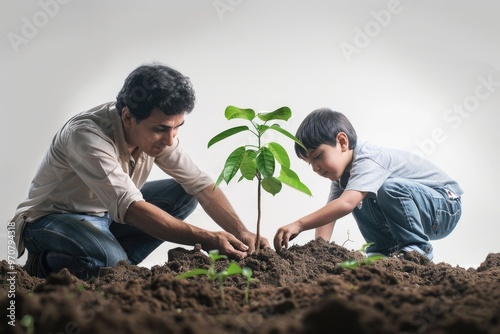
[274,222,302,251]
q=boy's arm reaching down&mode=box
[274,190,367,250]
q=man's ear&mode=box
[336,132,349,151]
[121,107,133,127]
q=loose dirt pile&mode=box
[1,238,499,333]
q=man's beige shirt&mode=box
[12,102,213,256]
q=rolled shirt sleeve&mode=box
[64,122,144,223]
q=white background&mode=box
[1,0,499,269]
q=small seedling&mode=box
[177,250,259,306]
[341,230,355,248]
[241,267,259,304]
[208,105,312,250]
[177,250,242,307]
[20,314,35,334]
[338,242,386,269]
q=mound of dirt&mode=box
[1,238,499,333]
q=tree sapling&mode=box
[208,105,312,250]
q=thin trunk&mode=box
[255,174,262,252]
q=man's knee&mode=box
[89,244,128,267]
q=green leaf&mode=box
[338,260,361,269]
[240,149,257,180]
[241,267,253,278]
[224,262,243,276]
[242,267,258,282]
[256,147,275,178]
[267,142,290,168]
[363,254,386,265]
[263,124,307,151]
[225,106,256,121]
[257,106,291,122]
[208,126,249,148]
[255,123,267,135]
[177,268,209,279]
[208,249,228,262]
[261,177,282,196]
[214,170,225,188]
[357,242,374,253]
[277,166,312,196]
[221,146,246,184]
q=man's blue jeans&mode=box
[352,179,462,260]
[23,179,198,279]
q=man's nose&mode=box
[163,131,175,146]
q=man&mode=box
[12,63,269,279]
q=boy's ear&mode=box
[336,132,349,150]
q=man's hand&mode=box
[204,231,251,259]
[236,230,271,254]
[273,221,302,252]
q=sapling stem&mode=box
[256,173,262,251]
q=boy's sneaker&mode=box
[400,245,433,260]
[396,247,432,264]
[23,252,40,276]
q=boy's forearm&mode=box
[298,199,352,232]
[315,221,335,241]
[300,190,366,232]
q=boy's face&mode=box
[303,133,352,181]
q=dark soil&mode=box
[1,238,499,333]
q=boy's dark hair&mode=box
[294,108,357,158]
[115,63,196,121]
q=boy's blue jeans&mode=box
[352,179,462,260]
[22,179,198,279]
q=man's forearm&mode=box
[124,200,213,246]
[195,185,249,237]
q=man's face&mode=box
[122,107,185,157]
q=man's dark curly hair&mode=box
[115,63,196,121]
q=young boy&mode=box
[273,108,463,260]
